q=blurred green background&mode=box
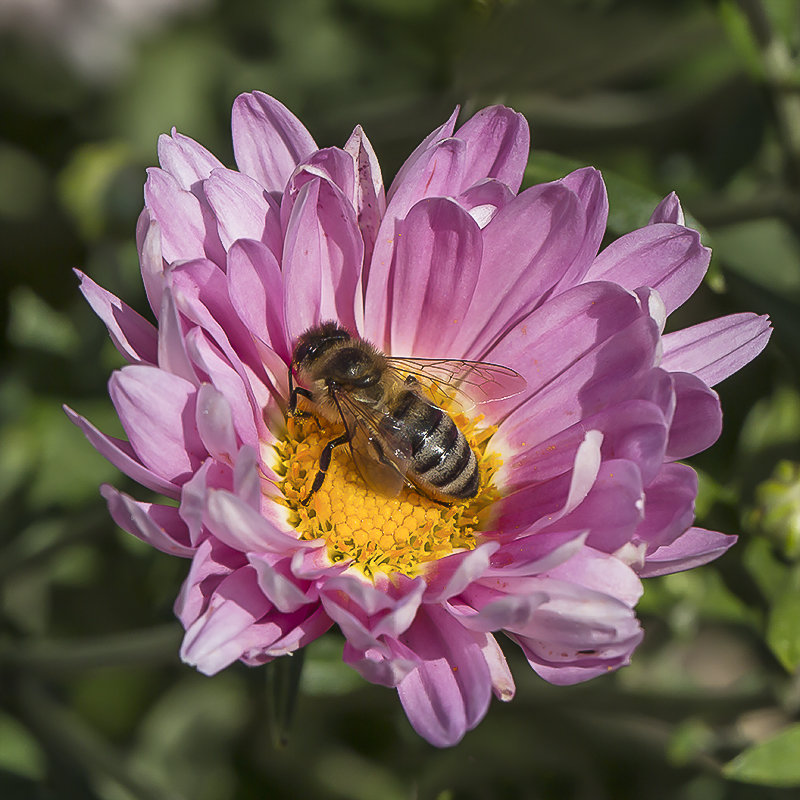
[2,0,800,797]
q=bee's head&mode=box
[292,321,353,370]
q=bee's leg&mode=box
[301,432,350,506]
[288,370,313,416]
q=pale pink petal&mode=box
[157,287,198,384]
[583,223,709,314]
[195,383,238,464]
[661,313,772,387]
[203,168,282,256]
[180,566,272,675]
[109,365,206,484]
[231,91,317,193]
[101,485,194,557]
[227,238,291,363]
[76,270,157,364]
[639,527,737,577]
[135,208,165,316]
[158,129,224,190]
[144,168,225,266]
[248,552,317,613]
[452,182,586,358]
[64,405,180,498]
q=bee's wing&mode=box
[332,389,413,498]
[385,357,526,411]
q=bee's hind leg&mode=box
[301,432,350,507]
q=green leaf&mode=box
[766,566,800,672]
[724,723,800,786]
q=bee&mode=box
[288,321,525,507]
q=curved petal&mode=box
[282,177,364,341]
[135,208,165,317]
[666,372,722,460]
[344,124,385,265]
[649,192,685,225]
[388,197,483,355]
[231,91,317,193]
[363,137,466,346]
[108,365,206,483]
[454,104,530,194]
[457,178,514,228]
[635,462,697,552]
[64,405,180,497]
[101,485,194,557]
[144,168,225,266]
[639,527,737,577]
[454,182,586,358]
[661,313,772,387]
[203,168,282,257]
[158,129,224,190]
[583,223,709,314]
[76,270,157,364]
[396,604,493,747]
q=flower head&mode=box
[68,91,771,747]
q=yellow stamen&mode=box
[272,408,502,580]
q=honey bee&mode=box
[288,322,526,506]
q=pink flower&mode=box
[67,92,771,747]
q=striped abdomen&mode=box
[386,389,479,501]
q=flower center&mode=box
[273,408,502,580]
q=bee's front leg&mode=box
[288,369,313,416]
[301,432,350,506]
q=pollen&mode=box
[272,411,502,580]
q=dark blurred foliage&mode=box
[2,0,800,797]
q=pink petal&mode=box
[486,530,589,576]
[280,146,356,228]
[195,383,238,463]
[157,129,224,190]
[231,91,317,193]
[180,565,272,675]
[635,463,697,551]
[157,287,198,384]
[144,168,224,266]
[203,168,282,256]
[583,223,709,315]
[661,313,772,387]
[227,238,291,363]
[457,178,514,228]
[388,197,483,355]
[101,485,194,557]
[423,543,498,603]
[248,552,317,613]
[666,372,722,460]
[454,104,530,194]
[76,270,157,364]
[364,137,466,346]
[639,527,737,577]
[64,405,180,498]
[282,177,364,341]
[396,604,493,747]
[386,106,459,202]
[649,192,685,225]
[174,537,245,628]
[454,182,586,358]
[557,167,608,287]
[109,365,206,483]
[548,459,645,553]
[205,488,305,554]
[344,125,386,265]
[135,208,165,317]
